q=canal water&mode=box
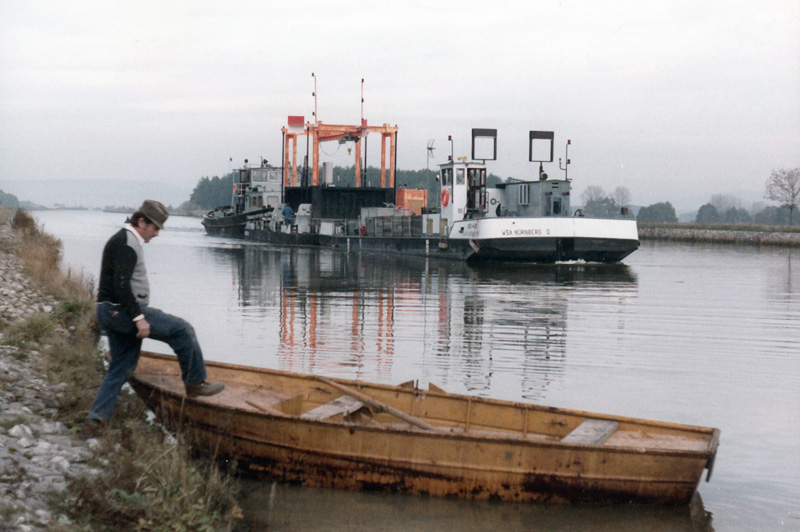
[34,210,800,531]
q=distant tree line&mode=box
[691,168,800,226]
[579,168,800,226]
[580,185,678,223]
[695,199,798,226]
[190,172,236,209]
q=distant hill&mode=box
[0,188,20,208]
[0,180,191,210]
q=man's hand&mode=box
[135,318,151,339]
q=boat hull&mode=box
[202,207,272,238]
[130,352,718,504]
[318,217,639,263]
[201,213,248,238]
[244,227,321,246]
[319,235,638,263]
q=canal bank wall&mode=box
[638,227,800,247]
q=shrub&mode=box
[60,427,241,531]
[5,312,55,344]
[11,209,36,234]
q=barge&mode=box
[220,115,639,263]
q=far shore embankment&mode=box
[638,225,800,247]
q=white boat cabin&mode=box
[432,128,572,235]
[234,163,283,215]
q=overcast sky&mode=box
[1,0,798,209]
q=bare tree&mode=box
[710,194,741,213]
[611,186,631,207]
[580,185,606,205]
[765,168,800,226]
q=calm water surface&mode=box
[34,210,800,531]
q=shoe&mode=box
[185,381,225,398]
[80,418,105,439]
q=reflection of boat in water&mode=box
[132,350,719,504]
[228,105,638,262]
[468,261,638,284]
[201,163,282,238]
[204,244,639,399]
[240,481,715,532]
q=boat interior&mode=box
[133,352,715,455]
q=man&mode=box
[282,203,294,226]
[83,200,224,436]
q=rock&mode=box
[50,456,71,473]
[9,425,33,439]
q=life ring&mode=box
[441,188,450,207]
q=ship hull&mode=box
[318,217,639,263]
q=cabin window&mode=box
[468,168,485,187]
[267,195,279,207]
[442,168,452,186]
[518,184,530,205]
[456,168,465,185]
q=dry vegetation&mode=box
[1,207,241,531]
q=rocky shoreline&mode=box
[0,223,100,531]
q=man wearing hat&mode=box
[83,200,224,436]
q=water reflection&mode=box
[238,481,713,532]
[31,211,800,530]
[211,245,638,403]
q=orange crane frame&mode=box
[282,120,398,189]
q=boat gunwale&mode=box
[132,397,704,489]
[133,351,719,460]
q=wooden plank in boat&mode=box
[301,395,367,421]
[562,419,618,445]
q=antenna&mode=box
[311,72,318,124]
[361,78,365,123]
[559,139,572,180]
[427,139,436,169]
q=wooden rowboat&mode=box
[130,351,720,504]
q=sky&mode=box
[1,0,798,211]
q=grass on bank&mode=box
[0,207,241,532]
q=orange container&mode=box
[396,189,427,215]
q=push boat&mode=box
[131,351,719,504]
[200,163,282,238]
[235,119,639,263]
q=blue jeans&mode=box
[87,302,208,423]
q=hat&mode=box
[139,200,169,229]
